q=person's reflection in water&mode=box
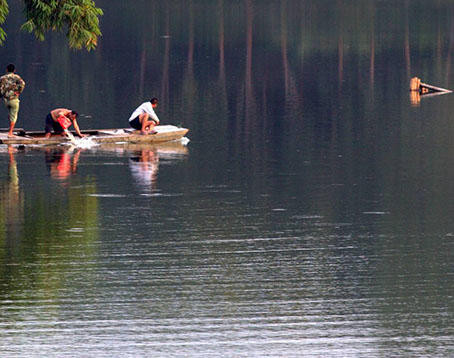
[45,147,81,182]
[0,145,24,238]
[129,149,159,192]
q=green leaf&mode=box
[21,0,103,50]
[0,0,9,45]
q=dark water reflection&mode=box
[2,0,454,357]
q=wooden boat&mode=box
[0,125,189,145]
[409,77,452,94]
[409,77,452,106]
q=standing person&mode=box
[44,108,85,138]
[0,64,25,138]
[128,97,160,135]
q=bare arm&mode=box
[50,108,70,120]
[72,119,85,137]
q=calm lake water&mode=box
[1,1,454,357]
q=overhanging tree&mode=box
[0,0,103,51]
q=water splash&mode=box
[63,136,100,149]
[180,137,190,146]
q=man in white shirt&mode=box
[128,97,160,135]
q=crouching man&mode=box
[128,97,160,135]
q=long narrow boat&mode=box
[0,125,189,145]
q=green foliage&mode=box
[0,0,8,43]
[0,0,103,50]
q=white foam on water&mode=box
[362,211,390,215]
[66,228,85,233]
[85,194,127,198]
[63,136,100,149]
[139,193,183,197]
[64,129,77,143]
[180,137,190,145]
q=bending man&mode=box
[128,97,160,135]
[44,108,85,138]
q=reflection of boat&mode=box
[92,140,189,157]
[0,125,189,145]
[6,139,189,158]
